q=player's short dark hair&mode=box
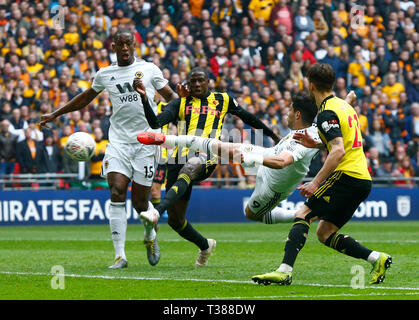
[113,28,133,42]
[189,67,209,79]
[291,92,318,125]
[307,63,336,92]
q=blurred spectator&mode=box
[406,76,419,102]
[90,127,108,179]
[0,119,18,176]
[43,134,62,173]
[382,73,406,104]
[394,155,415,186]
[383,98,408,143]
[375,157,396,178]
[16,128,46,173]
[367,118,392,157]
[270,0,293,35]
[248,0,275,25]
[28,119,44,142]
[294,6,315,41]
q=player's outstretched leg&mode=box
[262,207,295,224]
[138,133,219,157]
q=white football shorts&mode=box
[101,141,159,187]
[247,171,288,217]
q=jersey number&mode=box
[348,114,362,149]
[144,166,154,178]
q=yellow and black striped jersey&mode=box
[156,101,169,161]
[142,91,277,160]
[317,95,371,181]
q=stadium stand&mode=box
[0,0,418,190]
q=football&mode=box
[65,132,96,161]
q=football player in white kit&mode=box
[138,92,320,226]
[39,29,180,269]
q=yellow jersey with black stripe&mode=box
[174,92,231,158]
[317,95,371,181]
[156,101,169,161]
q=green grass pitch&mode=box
[0,221,418,300]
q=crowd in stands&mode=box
[0,0,418,189]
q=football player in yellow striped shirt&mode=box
[134,67,279,267]
[253,63,392,286]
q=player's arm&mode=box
[39,88,99,128]
[157,83,179,102]
[298,110,345,198]
[261,151,295,169]
[228,97,280,144]
[133,79,179,129]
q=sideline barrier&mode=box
[0,188,417,226]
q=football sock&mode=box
[165,135,217,156]
[281,218,310,267]
[367,251,381,264]
[263,207,295,224]
[277,263,293,273]
[151,198,161,206]
[109,201,127,260]
[324,232,372,260]
[155,173,191,215]
[143,201,156,241]
[175,220,209,251]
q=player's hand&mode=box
[133,78,146,97]
[345,90,357,106]
[176,82,190,98]
[293,129,317,148]
[298,181,318,198]
[39,113,56,129]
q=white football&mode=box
[65,132,96,161]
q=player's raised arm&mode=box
[133,78,179,129]
[228,97,280,144]
[39,87,99,128]
[242,150,295,170]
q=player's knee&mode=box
[109,185,127,202]
[316,229,330,244]
[180,159,203,179]
[133,198,149,213]
[168,216,184,231]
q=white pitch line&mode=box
[169,292,419,300]
[0,271,418,292]
[0,238,417,243]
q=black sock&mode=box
[176,220,209,250]
[325,232,372,260]
[282,218,310,267]
[156,173,191,215]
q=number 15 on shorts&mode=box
[144,165,154,178]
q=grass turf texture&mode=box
[0,221,418,300]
